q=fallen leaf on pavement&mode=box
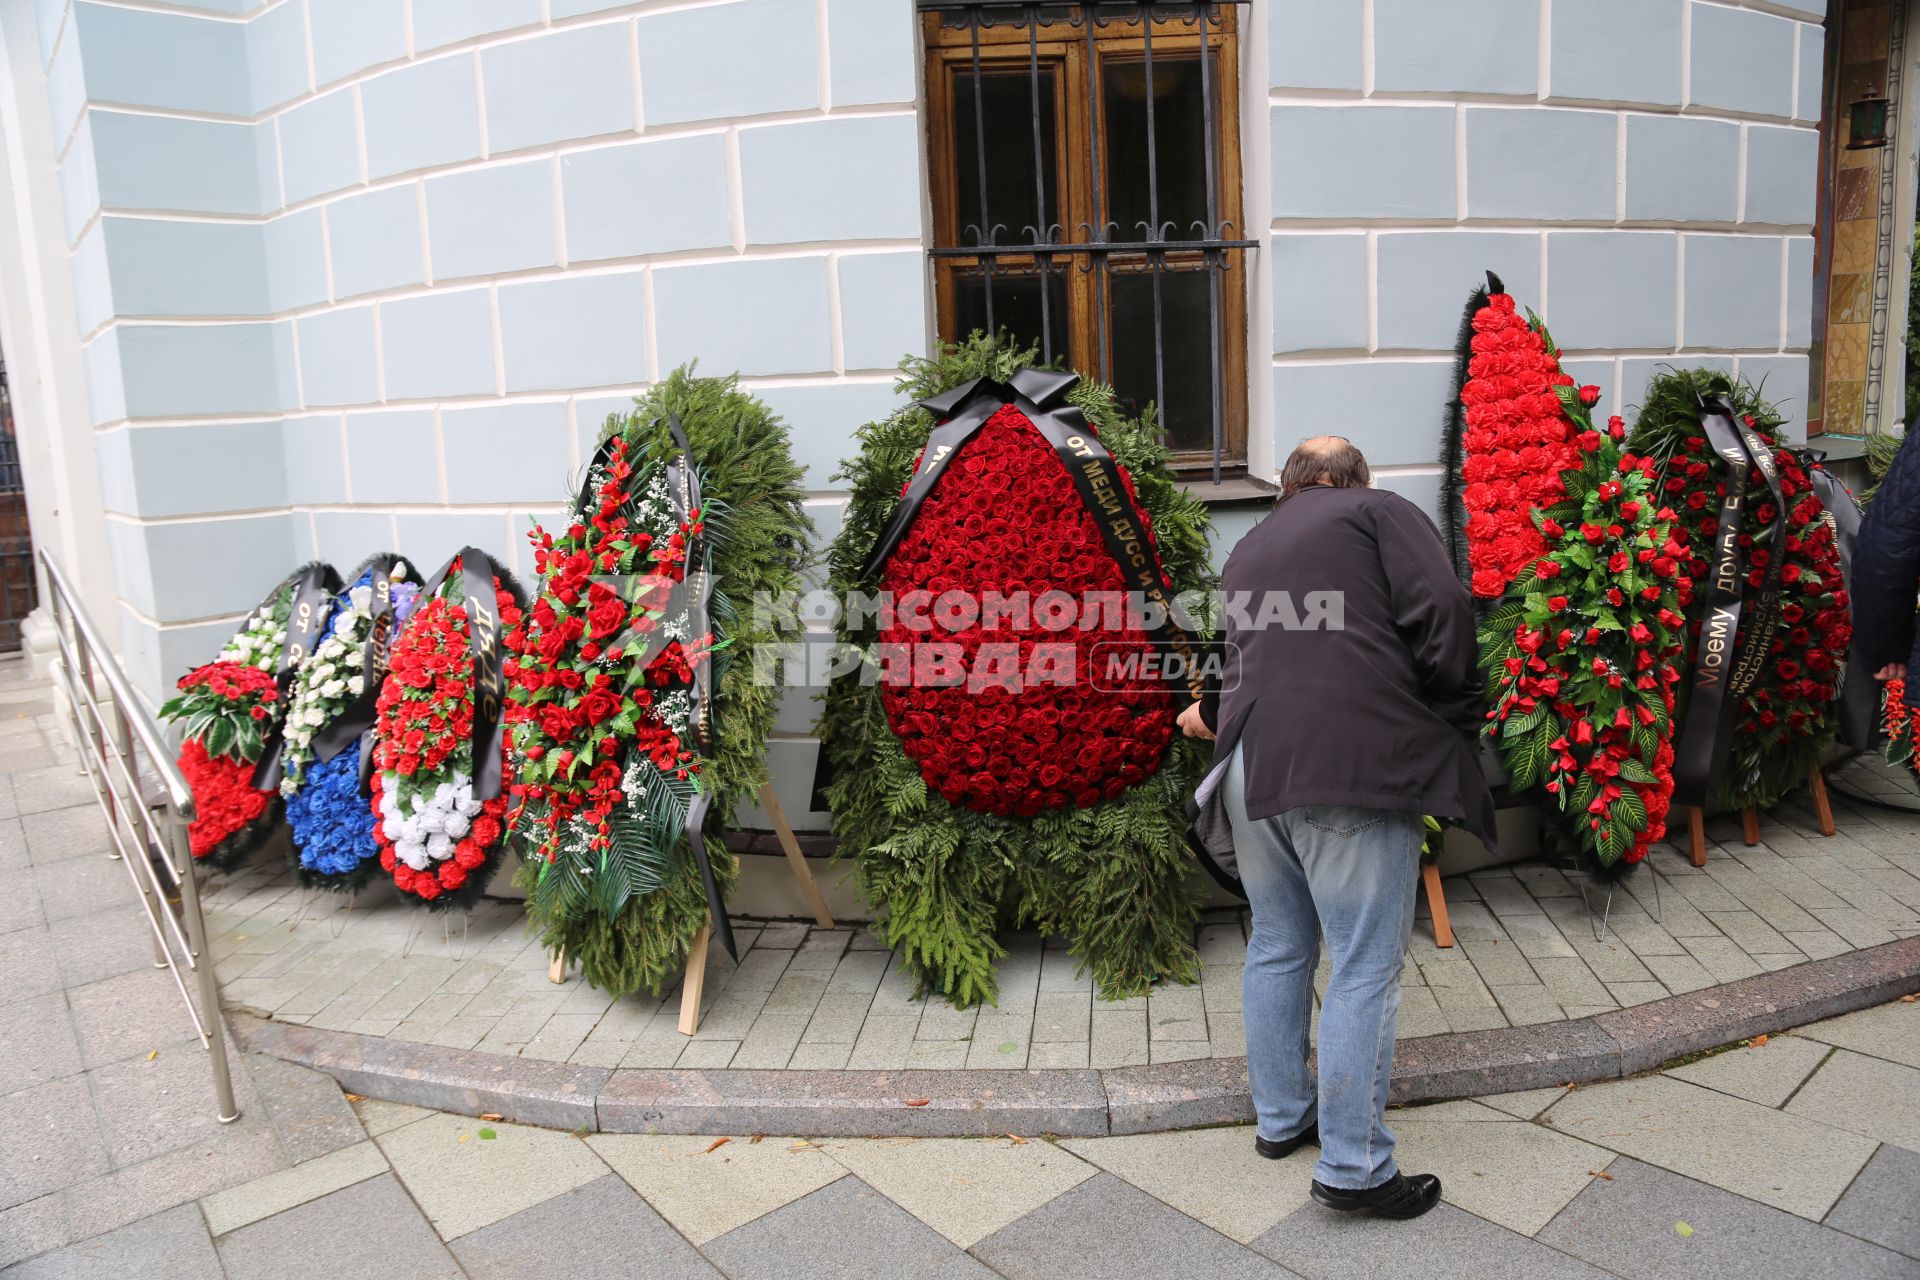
[1587,1170,1613,1181]
[344,1094,364,1102]
[458,1134,471,1144]
[749,1133,765,1144]
[146,1050,158,1061]
[904,1099,931,1107]
[1748,1034,1769,1049]
[704,1138,732,1154]
[480,1113,503,1122]
[478,1128,497,1140]
[1901,994,1916,1003]
[1675,1222,1693,1238]
[1006,1133,1029,1145]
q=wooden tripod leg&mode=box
[548,950,567,984]
[1688,807,1708,868]
[1421,860,1454,949]
[1808,767,1837,837]
[1741,807,1761,847]
[677,923,712,1036]
[759,782,835,930]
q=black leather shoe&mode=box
[1253,1124,1319,1160]
[1310,1172,1442,1220]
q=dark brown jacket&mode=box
[1190,486,1498,891]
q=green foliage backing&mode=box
[516,365,813,997]
[819,332,1218,1008]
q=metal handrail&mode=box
[39,549,238,1123]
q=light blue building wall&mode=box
[3,0,1826,829]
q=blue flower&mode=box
[287,734,378,877]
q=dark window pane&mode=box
[1109,267,1218,454]
[954,268,1070,360]
[951,67,1059,248]
[1102,53,1215,241]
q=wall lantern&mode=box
[1849,87,1890,149]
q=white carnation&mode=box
[426,832,453,861]
[443,812,470,839]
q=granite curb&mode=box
[230,936,1920,1137]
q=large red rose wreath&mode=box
[876,402,1174,816]
[1625,370,1852,811]
[822,340,1217,1007]
[1445,276,1587,600]
[372,555,525,910]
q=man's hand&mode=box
[1177,701,1214,741]
[1876,662,1909,682]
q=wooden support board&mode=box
[1808,767,1837,837]
[1687,806,1708,867]
[1421,860,1454,949]
[675,783,836,1035]
[1741,807,1762,846]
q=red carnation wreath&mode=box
[876,402,1174,817]
[1452,287,1587,599]
[371,557,525,909]
[169,664,280,863]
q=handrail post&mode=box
[116,701,169,971]
[172,813,239,1123]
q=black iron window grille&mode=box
[920,0,1254,480]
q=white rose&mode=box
[348,675,364,696]
[391,562,409,582]
[349,586,373,615]
[345,650,364,667]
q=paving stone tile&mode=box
[1824,1143,1920,1260]
[29,850,139,923]
[1028,1041,1090,1068]
[245,1052,366,1162]
[1458,937,1540,987]
[1543,1073,1877,1219]
[1489,984,1566,1027]
[1147,986,1205,1042]
[915,996,978,1042]
[1392,986,1449,1039]
[1500,913,1580,959]
[214,1174,460,1280]
[10,773,98,819]
[675,1038,740,1068]
[1603,980,1669,1007]
[0,871,43,934]
[586,1133,847,1244]
[846,1014,919,1069]
[801,992,875,1044]
[350,1097,435,1136]
[1679,934,1768,983]
[819,1135,1096,1247]
[1390,1110,1616,1236]
[1088,1008,1148,1068]
[449,1173,723,1279]
[0,1194,68,1269]
[966,1012,1031,1069]
[90,1035,268,1166]
[0,819,25,874]
[788,1042,853,1069]
[1784,928,1855,960]
[199,1140,389,1236]
[732,1013,807,1069]
[753,922,807,949]
[0,993,78,1088]
[1663,1034,1830,1108]
[55,1114,290,1243]
[823,949,890,995]
[375,1113,607,1240]
[972,1172,1294,1279]
[905,1039,970,1069]
[0,1202,218,1280]
[1638,951,1718,994]
[1061,1125,1313,1244]
[1476,1085,1576,1120]
[1252,1199,1612,1279]
[1783,1047,1920,1151]
[1808,906,1899,948]
[1538,1156,1916,1280]
[1150,1039,1211,1063]
[1526,957,1615,1009]
[705,1174,999,1278]
[1795,996,1920,1068]
[786,928,851,972]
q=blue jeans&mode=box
[1224,744,1421,1191]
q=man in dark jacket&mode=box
[1853,429,1920,697]
[1179,436,1495,1221]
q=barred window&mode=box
[921,1,1253,478]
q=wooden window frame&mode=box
[921,4,1251,475]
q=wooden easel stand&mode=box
[1685,765,1836,867]
[547,781,836,1038]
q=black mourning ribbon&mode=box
[309,555,405,768]
[859,367,1205,701]
[1671,397,1786,808]
[250,562,342,791]
[660,415,737,962]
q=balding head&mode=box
[1279,435,1371,497]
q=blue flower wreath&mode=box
[286,739,378,880]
